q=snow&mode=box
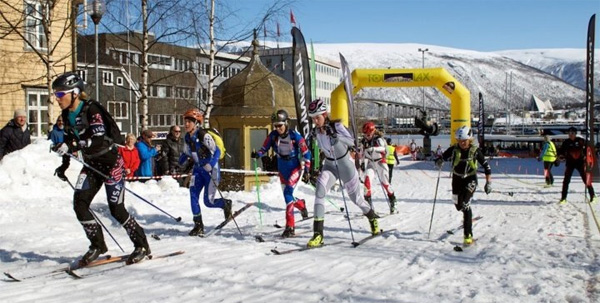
[1,139,600,302]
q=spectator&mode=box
[48,115,65,145]
[386,138,399,183]
[0,109,31,161]
[161,125,186,175]
[135,129,161,178]
[538,135,557,187]
[119,133,140,178]
[409,139,417,161]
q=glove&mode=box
[203,163,212,172]
[435,158,444,168]
[360,162,365,172]
[484,182,492,195]
[53,142,69,156]
[250,151,260,159]
[54,164,68,182]
[302,171,311,183]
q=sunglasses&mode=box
[54,89,75,98]
[174,130,181,133]
[273,123,286,128]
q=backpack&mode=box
[84,100,125,146]
[206,128,226,160]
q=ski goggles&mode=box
[273,123,286,128]
[54,89,76,98]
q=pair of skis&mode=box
[4,251,184,282]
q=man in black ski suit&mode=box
[557,127,596,204]
[51,72,150,266]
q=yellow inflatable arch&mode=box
[330,67,470,145]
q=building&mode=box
[0,0,78,138]
[76,32,250,137]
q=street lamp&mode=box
[89,0,106,101]
[418,48,428,111]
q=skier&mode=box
[179,108,232,236]
[409,139,417,161]
[386,137,399,183]
[51,72,150,265]
[306,98,380,248]
[360,121,397,214]
[251,109,312,237]
[436,126,492,245]
[538,135,557,187]
[557,127,597,204]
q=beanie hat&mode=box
[14,109,26,118]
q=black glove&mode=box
[435,158,444,168]
[484,182,492,195]
[54,164,68,182]
[360,162,365,172]
[250,151,259,159]
[302,171,311,183]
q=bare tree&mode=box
[0,0,78,130]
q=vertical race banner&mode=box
[309,40,320,170]
[585,14,596,185]
[291,27,314,172]
[339,53,360,170]
[477,92,485,148]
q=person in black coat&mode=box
[0,109,31,161]
[160,125,186,175]
[557,127,596,204]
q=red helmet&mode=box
[362,121,376,135]
[183,108,204,123]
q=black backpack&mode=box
[83,100,125,145]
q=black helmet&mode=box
[271,109,289,123]
[52,72,85,92]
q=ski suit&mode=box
[539,139,557,186]
[180,128,227,224]
[440,143,491,238]
[256,129,311,228]
[58,99,149,253]
[558,137,595,201]
[313,122,372,219]
[361,135,395,202]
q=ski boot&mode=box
[464,234,473,245]
[388,194,397,214]
[223,199,233,219]
[189,220,205,237]
[282,226,295,238]
[79,244,108,267]
[127,246,149,265]
[364,209,380,235]
[591,196,598,204]
[307,220,324,248]
[559,199,567,205]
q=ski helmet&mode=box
[271,109,289,124]
[308,98,327,117]
[362,121,376,135]
[183,108,204,124]
[52,72,85,93]
[455,125,472,140]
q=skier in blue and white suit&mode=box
[179,108,232,237]
[251,109,311,238]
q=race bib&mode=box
[75,172,88,190]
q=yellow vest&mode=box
[541,141,557,162]
[386,145,396,164]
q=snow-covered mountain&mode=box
[311,43,589,113]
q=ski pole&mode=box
[252,157,264,226]
[65,178,125,252]
[492,190,514,197]
[329,140,357,246]
[65,153,182,222]
[308,184,344,212]
[427,164,443,238]
[211,176,243,236]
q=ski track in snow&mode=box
[1,140,599,302]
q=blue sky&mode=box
[233,0,600,51]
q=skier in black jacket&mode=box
[51,72,150,265]
[436,126,492,245]
[0,109,31,161]
[557,127,596,204]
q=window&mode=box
[102,71,113,86]
[116,77,124,86]
[148,54,172,69]
[107,101,128,119]
[26,88,48,138]
[76,70,88,83]
[24,0,47,50]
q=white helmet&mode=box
[308,98,327,117]
[455,125,472,140]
